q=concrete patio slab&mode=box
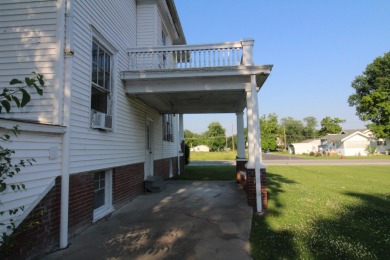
[43,180,253,260]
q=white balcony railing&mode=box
[128,39,254,70]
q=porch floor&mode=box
[44,180,253,259]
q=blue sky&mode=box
[175,0,390,134]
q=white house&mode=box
[320,130,371,156]
[289,139,321,154]
[0,0,272,257]
[190,145,210,152]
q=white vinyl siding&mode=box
[0,128,62,236]
[136,3,156,46]
[68,0,179,174]
[0,0,60,123]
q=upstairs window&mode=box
[91,41,111,114]
[163,114,174,142]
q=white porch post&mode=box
[179,114,184,145]
[236,112,246,159]
[241,39,254,66]
[177,114,184,175]
[246,75,264,213]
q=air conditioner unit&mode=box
[92,112,112,130]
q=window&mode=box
[93,170,113,221]
[93,171,106,209]
[377,140,387,146]
[163,114,174,142]
[91,41,111,114]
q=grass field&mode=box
[177,165,390,259]
[251,165,390,259]
[189,151,390,161]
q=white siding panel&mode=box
[137,4,156,46]
[0,127,61,236]
[0,0,59,123]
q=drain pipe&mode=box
[60,0,74,249]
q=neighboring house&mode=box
[319,130,371,156]
[289,139,321,154]
[0,0,272,257]
[190,145,210,152]
[375,138,390,154]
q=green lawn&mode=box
[189,151,390,161]
[172,165,235,180]
[189,151,237,161]
[175,165,390,259]
[251,165,390,259]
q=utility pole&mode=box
[284,125,287,151]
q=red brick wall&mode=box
[68,172,94,236]
[245,168,268,212]
[0,177,61,259]
[0,161,151,259]
[113,163,144,206]
[153,157,178,180]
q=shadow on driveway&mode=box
[44,181,253,260]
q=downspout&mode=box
[60,0,74,249]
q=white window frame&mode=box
[163,114,174,142]
[91,40,112,115]
[93,169,114,222]
[90,26,117,130]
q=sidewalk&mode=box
[43,180,253,260]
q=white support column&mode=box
[246,75,264,213]
[236,112,246,159]
[177,114,184,175]
[246,90,255,167]
[179,114,184,146]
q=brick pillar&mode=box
[246,168,256,208]
[245,167,268,211]
[236,159,247,183]
[261,168,268,211]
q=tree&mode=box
[259,113,279,151]
[204,121,226,151]
[303,116,318,139]
[348,52,390,138]
[318,116,345,136]
[0,72,44,245]
[184,129,200,147]
[280,117,305,144]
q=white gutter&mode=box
[60,0,74,249]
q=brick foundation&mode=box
[0,177,61,259]
[113,163,144,206]
[244,167,268,212]
[153,157,178,180]
[0,161,150,259]
[68,172,94,236]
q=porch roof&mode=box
[121,65,272,114]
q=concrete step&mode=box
[144,176,166,193]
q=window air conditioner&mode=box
[92,112,112,130]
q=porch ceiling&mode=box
[121,65,272,114]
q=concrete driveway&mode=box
[44,180,253,260]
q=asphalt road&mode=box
[189,154,390,166]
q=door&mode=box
[145,120,154,178]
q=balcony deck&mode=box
[120,40,272,114]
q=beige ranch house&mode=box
[0,0,272,257]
